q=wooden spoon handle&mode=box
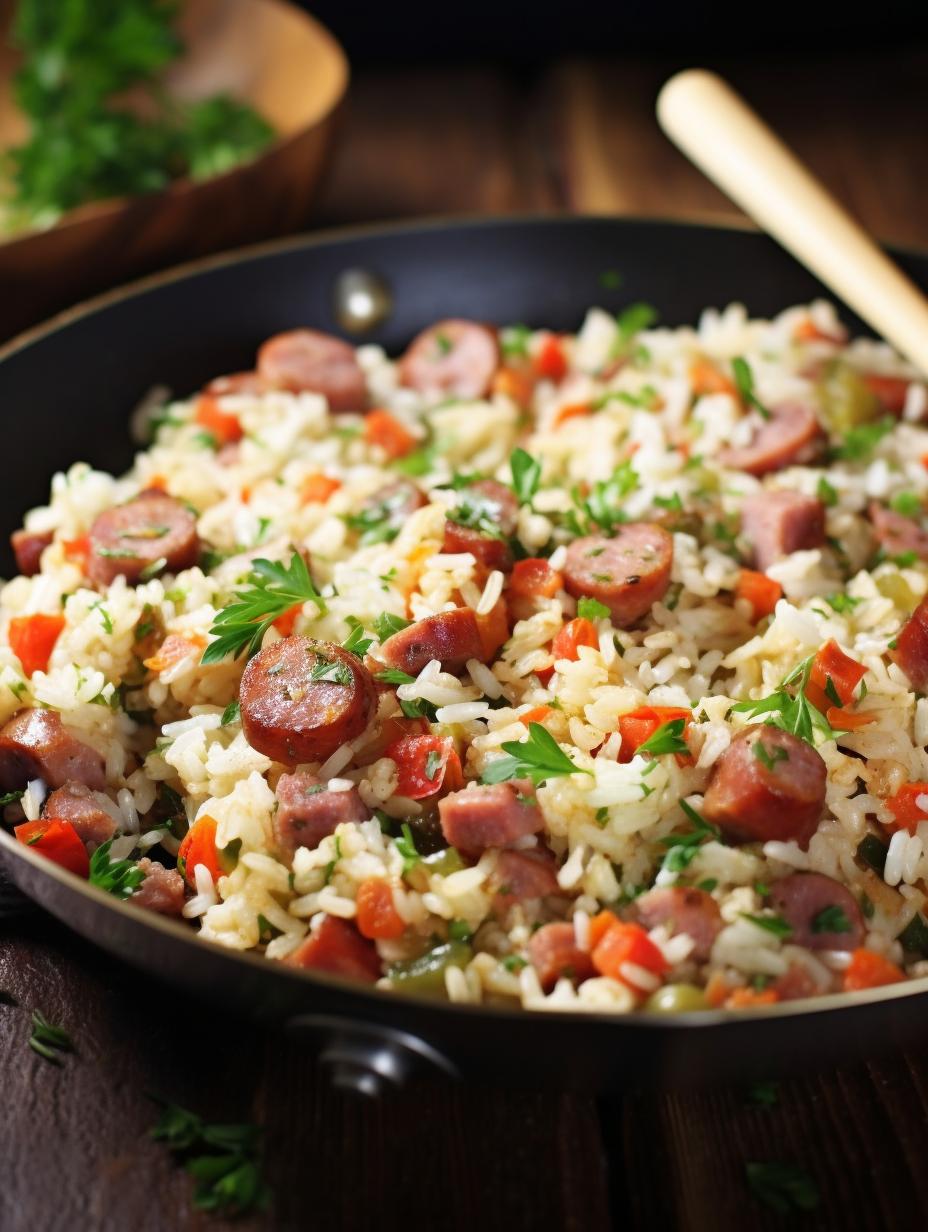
[657,69,928,375]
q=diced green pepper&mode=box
[405,846,465,891]
[875,572,918,613]
[388,940,473,996]
[898,913,928,958]
[816,360,881,434]
[644,983,709,1013]
[857,833,888,875]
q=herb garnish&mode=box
[28,1010,72,1064]
[88,839,146,899]
[396,823,421,874]
[636,719,689,758]
[658,799,721,877]
[202,552,326,663]
[741,913,793,940]
[745,1162,819,1214]
[810,905,852,934]
[373,611,412,642]
[752,740,788,771]
[342,619,374,658]
[890,491,923,519]
[577,597,611,621]
[307,658,353,687]
[732,357,771,419]
[480,722,591,787]
[816,475,838,507]
[577,460,639,534]
[612,303,658,360]
[730,655,844,745]
[832,416,894,462]
[510,447,541,506]
[220,700,240,726]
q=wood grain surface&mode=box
[3,49,928,1232]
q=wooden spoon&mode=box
[657,69,928,375]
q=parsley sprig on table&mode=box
[481,722,591,787]
[88,839,145,899]
[202,552,326,664]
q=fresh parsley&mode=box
[612,302,658,358]
[742,913,793,940]
[730,654,844,746]
[810,905,852,934]
[88,839,146,899]
[825,592,861,615]
[396,823,421,875]
[307,658,353,687]
[0,789,25,806]
[577,597,611,621]
[752,739,788,771]
[500,324,532,359]
[890,491,923,519]
[201,552,325,663]
[636,718,689,758]
[578,460,639,534]
[832,416,894,462]
[220,700,240,726]
[732,356,771,419]
[659,799,721,876]
[424,749,443,781]
[480,722,591,787]
[375,668,416,685]
[28,1010,72,1064]
[510,447,541,506]
[816,475,838,507]
[373,611,412,642]
[341,619,374,658]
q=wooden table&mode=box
[4,50,928,1231]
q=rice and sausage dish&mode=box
[4,299,928,1014]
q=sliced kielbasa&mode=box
[379,608,485,675]
[283,914,381,983]
[741,490,826,571]
[633,886,723,961]
[88,490,200,587]
[239,637,377,766]
[490,847,560,913]
[443,479,519,572]
[772,963,823,1001]
[398,319,499,400]
[43,781,116,850]
[869,502,928,560]
[438,780,543,851]
[563,523,673,627]
[130,858,186,917]
[701,725,826,849]
[892,594,928,691]
[274,770,370,854]
[257,329,367,413]
[528,922,596,991]
[11,529,52,577]
[0,709,105,794]
[769,872,865,951]
[721,401,821,475]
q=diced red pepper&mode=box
[885,782,928,832]
[552,402,591,428]
[618,705,692,763]
[272,605,303,637]
[15,817,89,878]
[475,597,509,661]
[355,878,406,939]
[535,334,568,382]
[8,613,66,676]
[195,394,243,445]
[363,409,417,460]
[509,558,564,600]
[843,948,905,991]
[300,473,342,504]
[177,814,223,887]
[735,569,782,621]
[491,366,536,407]
[551,617,599,663]
[861,373,910,415]
[807,639,866,710]
[725,986,780,1009]
[386,734,464,800]
[62,535,90,567]
[591,919,668,992]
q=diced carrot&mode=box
[356,878,406,940]
[689,357,737,399]
[272,605,303,637]
[475,597,509,661]
[143,632,207,672]
[591,920,668,991]
[921,452,928,472]
[704,971,731,1008]
[553,402,591,428]
[551,617,598,663]
[509,558,564,600]
[177,814,223,887]
[862,373,909,415]
[14,817,89,878]
[792,317,845,345]
[535,334,568,382]
[587,910,620,951]
[195,393,243,445]
[725,986,780,1009]
[300,472,342,505]
[735,569,782,621]
[808,638,866,710]
[363,409,417,460]
[8,613,66,677]
[843,948,905,991]
[617,705,692,764]
[386,734,462,800]
[146,474,168,491]
[885,782,928,832]
[520,705,553,726]
[826,706,876,731]
[240,485,251,504]
[492,366,536,407]
[62,535,90,567]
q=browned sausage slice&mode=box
[892,594,928,690]
[257,329,367,413]
[11,529,52,577]
[701,725,826,849]
[720,402,821,475]
[283,914,381,982]
[0,709,105,793]
[398,319,499,399]
[130,858,186,917]
[490,847,559,914]
[769,872,865,951]
[528,922,596,991]
[274,770,370,853]
[633,886,723,961]
[443,479,518,572]
[203,371,269,397]
[741,490,826,571]
[438,780,543,851]
[88,490,200,587]
[43,781,116,850]
[869,502,928,560]
[563,523,673,627]
[379,608,485,675]
[240,637,377,766]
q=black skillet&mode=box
[1,216,927,1095]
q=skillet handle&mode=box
[657,69,928,376]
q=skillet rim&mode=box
[2,210,927,1032]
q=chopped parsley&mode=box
[500,323,532,359]
[448,920,473,942]
[375,668,416,686]
[824,592,861,615]
[612,302,659,358]
[741,913,793,940]
[816,475,838,507]
[654,492,684,513]
[658,800,721,877]
[481,722,591,787]
[341,619,374,658]
[28,1010,73,1065]
[88,839,146,899]
[832,416,894,462]
[810,905,852,934]
[577,597,611,621]
[510,447,541,506]
[220,700,241,726]
[636,718,689,758]
[502,955,528,973]
[752,739,788,771]
[201,552,326,663]
[890,491,923,519]
[373,611,412,642]
[308,658,353,687]
[424,749,443,781]
[139,556,168,582]
[730,654,844,746]
[395,823,421,875]
[0,789,25,806]
[731,356,771,419]
[578,460,639,534]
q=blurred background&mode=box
[0,0,926,338]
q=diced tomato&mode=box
[355,878,406,939]
[885,782,928,832]
[735,569,783,621]
[15,817,89,878]
[617,705,692,764]
[689,357,737,399]
[587,909,619,951]
[363,409,417,460]
[520,704,553,726]
[826,706,876,731]
[475,597,510,661]
[177,814,223,887]
[386,734,464,800]
[535,334,568,382]
[591,920,668,992]
[143,632,206,672]
[551,617,599,663]
[492,366,536,407]
[195,393,243,445]
[8,613,65,677]
[272,605,302,637]
[62,535,90,567]
[553,402,591,428]
[300,473,342,505]
[510,558,564,600]
[725,986,780,1009]
[843,948,905,991]
[807,639,866,710]
[862,373,910,415]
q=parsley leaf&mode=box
[832,416,894,462]
[308,658,353,687]
[890,491,923,519]
[510,447,541,506]
[202,552,326,663]
[28,1009,73,1064]
[577,597,611,621]
[220,700,240,726]
[373,611,412,642]
[376,668,416,685]
[825,592,861,615]
[730,654,843,745]
[732,356,771,419]
[88,839,146,900]
[658,799,721,877]
[341,619,374,658]
[752,739,788,771]
[816,475,838,507]
[810,905,851,934]
[579,460,639,534]
[741,912,793,940]
[480,722,591,787]
[636,718,689,758]
[395,823,421,874]
[613,302,658,357]
[500,324,532,359]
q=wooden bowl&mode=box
[0,0,348,339]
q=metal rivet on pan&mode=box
[332,269,394,334]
